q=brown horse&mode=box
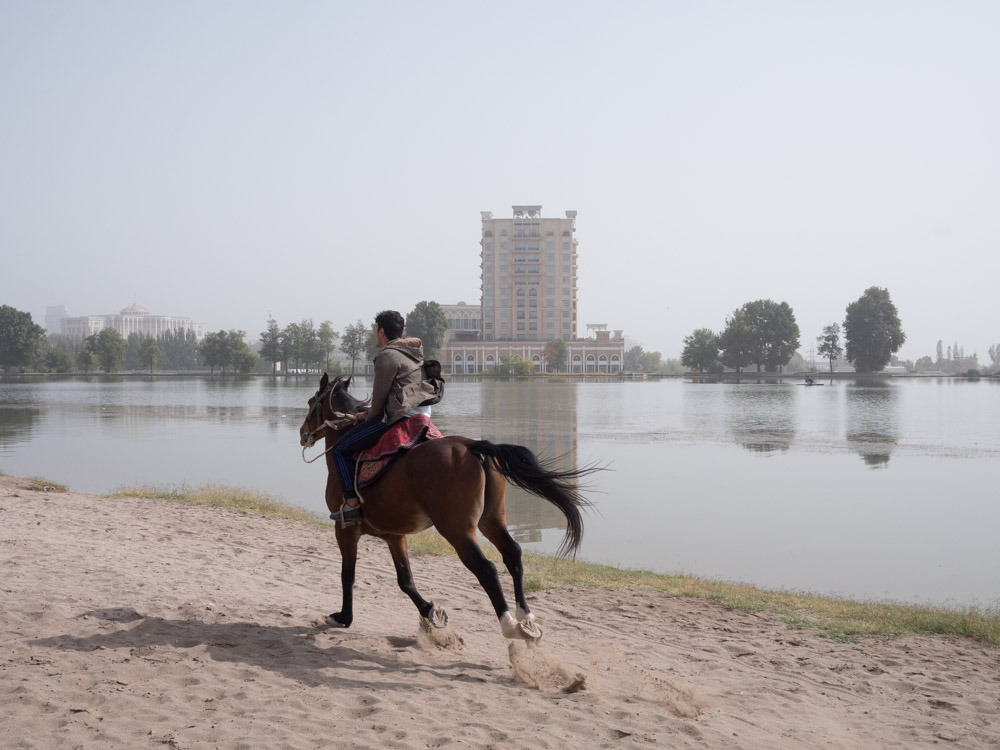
[299,373,594,641]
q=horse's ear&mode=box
[319,372,329,390]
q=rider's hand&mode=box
[354,410,368,423]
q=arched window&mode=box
[529,288,536,296]
[500,229,508,237]
[454,354,464,374]
[611,354,621,374]
[586,354,596,373]
[517,288,525,296]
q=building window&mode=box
[546,264,555,272]
[501,229,508,236]
[546,322,554,329]
[562,253,570,261]
[484,242,494,251]
[562,288,570,296]
[563,323,571,330]
[485,322,493,329]
[517,311,525,319]
[562,277,570,284]
[562,310,570,318]
[501,322,508,330]
[500,298,508,307]
[500,242,507,250]
[529,311,537,319]
[500,310,508,318]
[545,242,554,251]
[529,299,537,308]
[517,323,525,331]
[547,310,554,317]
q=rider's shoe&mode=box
[330,503,364,524]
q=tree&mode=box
[543,338,568,372]
[843,287,906,373]
[405,301,448,359]
[0,305,46,371]
[624,345,645,372]
[340,321,368,376]
[914,355,934,372]
[740,299,800,372]
[77,335,97,373]
[158,328,200,370]
[259,318,283,374]
[718,309,753,373]
[816,323,844,373]
[140,336,162,374]
[226,330,257,374]
[317,321,338,371]
[681,328,720,372]
[94,328,128,373]
[199,331,229,374]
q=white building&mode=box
[60,304,206,341]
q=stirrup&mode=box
[330,501,363,526]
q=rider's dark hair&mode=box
[375,310,405,341]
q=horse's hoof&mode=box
[500,611,542,641]
[325,612,351,628]
[427,604,449,629]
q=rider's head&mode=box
[374,310,405,341]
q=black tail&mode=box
[466,440,598,557]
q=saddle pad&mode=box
[357,414,444,489]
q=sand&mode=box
[2,474,998,749]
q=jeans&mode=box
[331,417,394,499]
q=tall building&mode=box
[442,206,625,373]
[60,304,206,341]
[480,206,578,342]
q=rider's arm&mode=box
[366,350,397,423]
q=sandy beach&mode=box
[1,474,997,749]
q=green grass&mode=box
[109,483,328,526]
[0,469,69,493]
[102,485,1000,647]
[408,528,1000,647]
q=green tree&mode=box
[94,328,128,373]
[77,335,97,373]
[157,328,200,370]
[405,301,448,359]
[843,287,906,373]
[365,322,379,361]
[199,331,229,374]
[259,318,283,374]
[543,338,568,372]
[317,321,338,371]
[280,322,302,371]
[741,299,800,372]
[140,336,162,374]
[816,323,844,373]
[340,321,368,376]
[624,345,645,372]
[681,328,720,372]
[718,309,753,373]
[42,346,73,373]
[226,330,257,374]
[124,332,144,370]
[0,305,46,371]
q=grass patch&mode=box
[109,483,328,526]
[1,470,70,493]
[407,529,1000,647]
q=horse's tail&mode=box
[465,440,597,558]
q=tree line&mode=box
[680,287,907,374]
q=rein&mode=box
[301,411,358,463]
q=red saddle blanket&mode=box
[356,414,444,489]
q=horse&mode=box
[299,372,595,641]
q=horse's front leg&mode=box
[327,522,362,627]
[385,535,448,627]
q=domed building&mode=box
[59,304,206,340]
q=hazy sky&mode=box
[2,1,997,362]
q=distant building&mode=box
[442,206,624,373]
[60,304,206,341]
[45,305,69,335]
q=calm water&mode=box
[2,375,998,608]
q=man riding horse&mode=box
[330,309,441,523]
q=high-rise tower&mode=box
[479,206,578,342]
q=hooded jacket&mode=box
[368,338,442,424]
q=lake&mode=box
[1,375,998,608]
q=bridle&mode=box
[300,383,359,463]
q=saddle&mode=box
[355,413,444,490]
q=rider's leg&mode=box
[331,417,392,507]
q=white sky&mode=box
[2,1,997,361]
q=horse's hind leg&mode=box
[447,532,537,641]
[384,535,437,622]
[478,518,533,624]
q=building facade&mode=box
[443,206,625,373]
[479,205,578,343]
[60,304,206,341]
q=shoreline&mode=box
[3,473,999,748]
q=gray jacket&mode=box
[369,338,441,424]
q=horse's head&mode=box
[299,373,367,448]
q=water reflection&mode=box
[0,407,41,450]
[470,381,577,543]
[845,381,898,468]
[724,385,796,454]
